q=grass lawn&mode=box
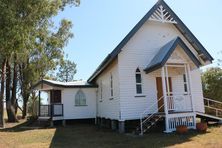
[0,120,222,148]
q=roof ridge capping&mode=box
[87,0,213,82]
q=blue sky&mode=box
[55,0,222,80]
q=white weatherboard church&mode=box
[34,0,221,134]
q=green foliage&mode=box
[56,59,77,82]
[0,0,80,119]
[27,92,39,117]
[202,67,222,102]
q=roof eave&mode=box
[32,80,98,90]
[144,37,202,74]
[160,0,214,62]
[87,0,213,82]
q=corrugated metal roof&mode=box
[144,37,202,73]
[43,79,90,86]
[32,79,98,89]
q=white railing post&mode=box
[165,65,170,96]
[162,66,169,132]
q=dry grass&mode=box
[0,121,221,148]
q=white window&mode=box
[135,68,142,94]
[75,90,86,106]
[110,74,113,98]
[100,80,103,102]
[183,74,188,93]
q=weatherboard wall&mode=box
[117,20,204,120]
[61,88,97,120]
[190,69,205,113]
[96,59,120,120]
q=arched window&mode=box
[135,68,142,94]
[75,90,86,106]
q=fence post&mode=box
[51,104,53,118]
[38,91,41,116]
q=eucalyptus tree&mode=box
[56,59,77,82]
[202,67,222,102]
[19,19,74,118]
[0,0,80,126]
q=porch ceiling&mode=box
[144,37,201,74]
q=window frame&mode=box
[183,74,188,94]
[75,90,87,106]
[110,73,114,100]
[100,80,103,102]
[135,68,143,95]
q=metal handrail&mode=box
[142,104,164,124]
[204,98,222,117]
[140,96,164,119]
[204,97,222,106]
[205,106,222,112]
[140,96,164,135]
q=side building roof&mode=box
[32,79,98,90]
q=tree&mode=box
[0,0,80,125]
[19,19,74,118]
[56,59,77,82]
[202,67,222,102]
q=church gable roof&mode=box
[88,0,213,82]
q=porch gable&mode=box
[144,37,201,74]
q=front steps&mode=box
[135,114,164,135]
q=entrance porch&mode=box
[159,63,196,132]
[38,89,64,121]
[139,37,203,134]
[141,63,196,133]
[156,64,194,114]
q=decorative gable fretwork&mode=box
[149,5,177,24]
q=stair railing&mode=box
[140,96,164,135]
[204,98,222,117]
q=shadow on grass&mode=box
[0,118,50,132]
[49,122,213,148]
[1,118,219,148]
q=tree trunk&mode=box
[11,55,18,117]
[22,95,28,119]
[22,88,30,119]
[0,59,7,127]
[6,60,17,122]
[20,59,31,119]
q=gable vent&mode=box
[149,5,177,24]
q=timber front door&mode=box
[50,90,61,103]
[156,77,172,112]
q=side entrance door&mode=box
[50,90,61,103]
[156,77,172,112]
